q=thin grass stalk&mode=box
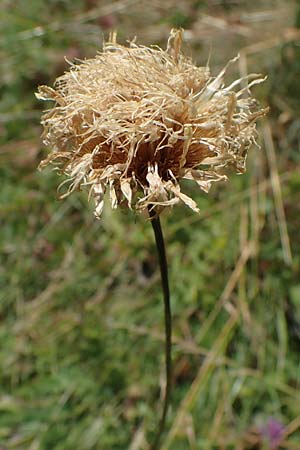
[148,207,172,450]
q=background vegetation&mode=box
[1,0,300,449]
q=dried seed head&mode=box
[37,29,268,218]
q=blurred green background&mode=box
[1,1,300,449]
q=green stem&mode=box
[148,207,172,450]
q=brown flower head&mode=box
[37,29,268,217]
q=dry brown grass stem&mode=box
[162,313,238,449]
[263,122,293,266]
[195,241,255,346]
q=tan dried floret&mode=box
[36,29,268,218]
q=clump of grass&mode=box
[2,1,300,449]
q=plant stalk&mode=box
[148,207,172,450]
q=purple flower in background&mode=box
[261,418,285,449]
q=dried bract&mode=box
[37,30,268,217]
